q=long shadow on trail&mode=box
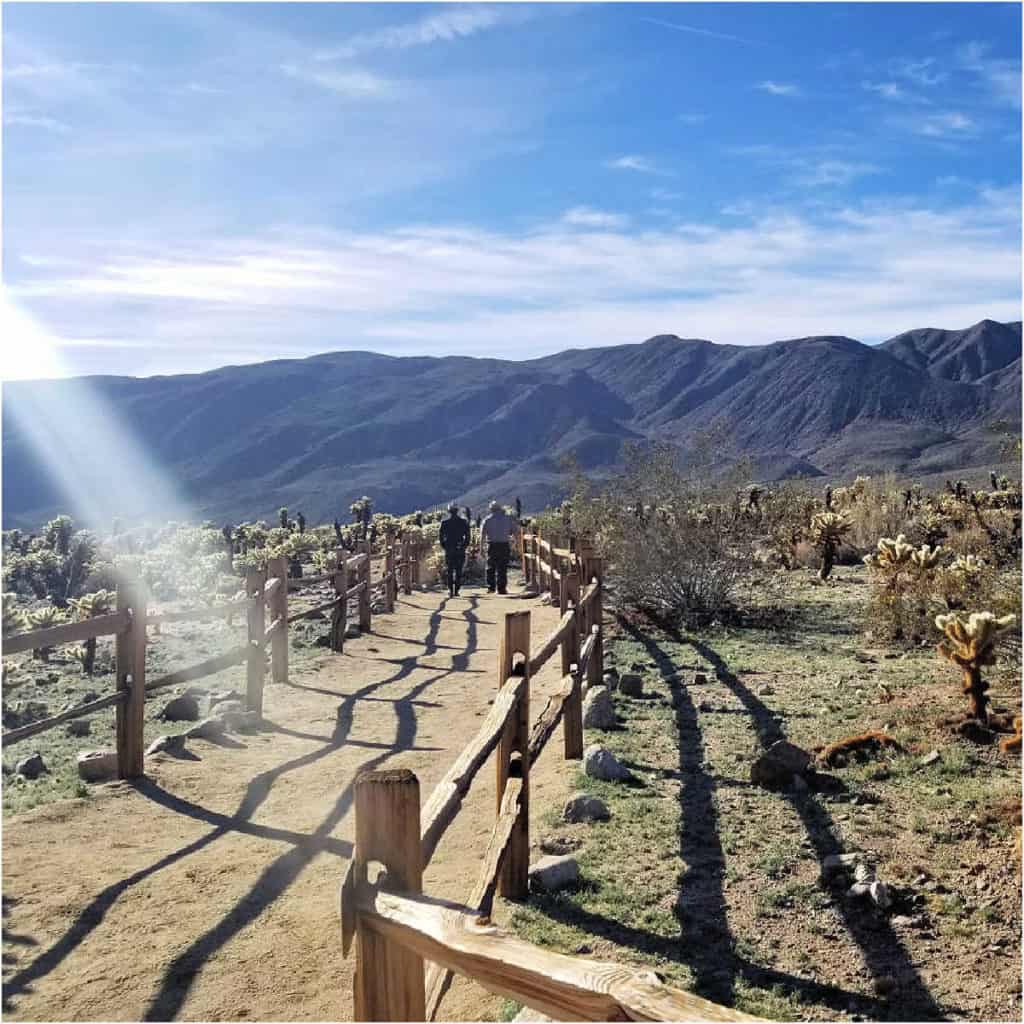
[5,595,481,1018]
[141,595,482,1020]
[618,618,944,1021]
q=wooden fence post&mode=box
[590,556,604,679]
[522,533,532,588]
[267,555,288,685]
[401,537,412,595]
[352,769,426,1021]
[246,565,266,714]
[358,541,372,632]
[497,610,531,900]
[331,549,348,653]
[384,531,396,613]
[115,575,147,779]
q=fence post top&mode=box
[356,767,418,789]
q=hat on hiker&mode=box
[448,502,459,513]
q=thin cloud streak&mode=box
[639,16,761,46]
[757,80,800,96]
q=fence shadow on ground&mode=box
[611,617,947,1022]
[3,594,485,1021]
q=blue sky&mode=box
[3,1,1021,378]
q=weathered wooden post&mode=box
[358,541,372,632]
[384,531,396,613]
[590,555,604,679]
[522,531,533,588]
[115,574,147,779]
[330,549,348,653]
[352,769,426,1020]
[245,565,266,714]
[267,554,288,685]
[497,610,531,899]
[401,537,412,596]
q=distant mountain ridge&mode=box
[3,319,1020,528]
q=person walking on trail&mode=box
[481,500,519,595]
[439,503,470,597]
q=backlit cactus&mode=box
[863,533,915,571]
[934,611,1016,722]
[68,589,115,675]
[910,543,943,571]
[809,511,851,580]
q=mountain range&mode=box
[2,318,1020,529]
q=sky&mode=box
[2,1,1022,379]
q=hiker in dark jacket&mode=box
[439,503,471,596]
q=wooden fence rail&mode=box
[335,546,742,1024]
[0,534,430,772]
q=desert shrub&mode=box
[564,442,755,625]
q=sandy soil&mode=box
[2,583,575,1022]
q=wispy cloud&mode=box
[279,63,393,98]
[678,112,708,125]
[756,80,799,97]
[12,187,1018,372]
[862,81,928,104]
[640,17,760,46]
[889,56,947,88]
[958,40,1021,109]
[4,112,71,133]
[794,159,880,187]
[914,111,978,138]
[561,206,629,229]
[315,4,526,61]
[605,155,665,174]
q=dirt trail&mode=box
[2,584,574,1022]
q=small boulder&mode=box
[186,717,227,740]
[619,674,643,697]
[209,699,246,716]
[540,835,582,855]
[693,672,708,686]
[582,687,616,730]
[219,709,261,733]
[750,740,811,789]
[563,792,611,823]
[821,852,863,879]
[66,719,92,737]
[15,752,48,780]
[146,734,187,756]
[602,670,619,691]
[77,749,118,783]
[920,750,941,767]
[583,744,632,782]
[158,694,200,722]
[345,623,361,639]
[528,854,579,892]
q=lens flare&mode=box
[2,295,194,531]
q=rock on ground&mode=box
[528,854,579,892]
[563,792,610,823]
[582,687,616,730]
[66,719,92,737]
[540,834,583,855]
[15,752,48,779]
[209,699,246,716]
[584,744,632,782]
[146,734,187,756]
[750,740,812,789]
[602,668,619,691]
[158,694,200,722]
[77,749,118,783]
[186,717,227,740]
[219,710,261,733]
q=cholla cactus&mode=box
[2,593,26,636]
[810,511,851,580]
[28,605,67,661]
[68,589,115,675]
[950,554,986,577]
[935,611,1016,722]
[863,533,915,571]
[910,544,943,571]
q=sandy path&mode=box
[2,584,575,1022]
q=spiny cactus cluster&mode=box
[863,534,916,571]
[809,511,852,581]
[935,611,1016,722]
[68,590,116,675]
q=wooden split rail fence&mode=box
[1,532,428,781]
[340,553,756,1022]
